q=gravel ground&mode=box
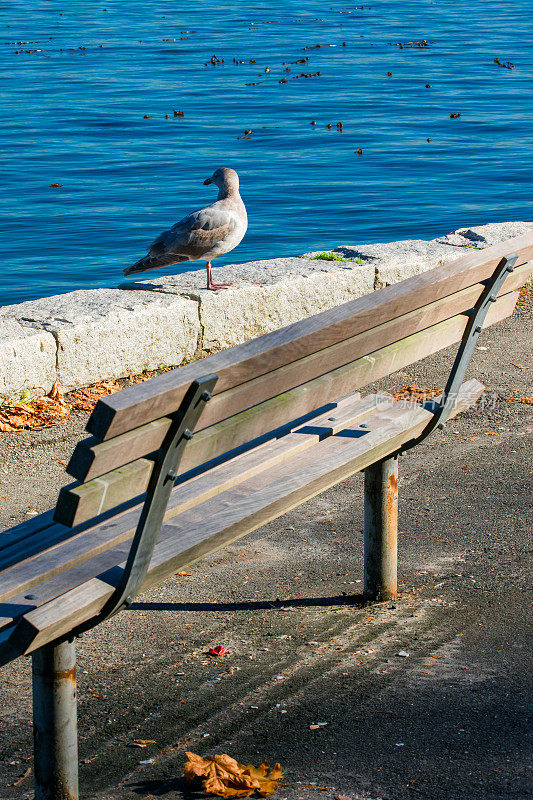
[0,305,531,800]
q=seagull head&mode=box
[203,167,240,198]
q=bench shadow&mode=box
[128,594,368,612]
[127,776,195,797]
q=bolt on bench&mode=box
[1,233,532,800]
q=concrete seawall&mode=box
[1,221,531,399]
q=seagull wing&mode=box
[162,205,237,259]
[124,204,237,275]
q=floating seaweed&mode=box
[292,71,321,79]
[303,42,347,50]
[494,57,515,69]
[392,39,434,48]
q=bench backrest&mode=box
[55,233,533,529]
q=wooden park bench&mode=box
[1,233,532,800]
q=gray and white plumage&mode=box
[123,168,247,287]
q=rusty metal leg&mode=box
[363,455,398,601]
[32,638,79,800]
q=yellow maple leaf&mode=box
[244,760,283,797]
[184,752,283,798]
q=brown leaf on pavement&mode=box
[184,752,283,797]
[507,396,533,405]
[0,381,70,432]
[392,385,442,403]
[68,379,122,410]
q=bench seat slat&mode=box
[71,262,530,483]
[0,392,385,606]
[0,511,57,554]
[52,289,518,529]
[0,524,71,572]
[86,236,533,441]
[4,378,484,657]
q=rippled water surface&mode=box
[1,0,531,305]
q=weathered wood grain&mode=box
[10,380,488,655]
[0,511,56,553]
[0,378,483,650]
[53,458,154,528]
[0,523,71,572]
[0,518,136,604]
[67,418,172,482]
[86,239,532,440]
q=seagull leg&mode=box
[206,261,231,291]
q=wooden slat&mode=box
[0,523,71,572]
[66,418,171,483]
[53,290,517,528]
[0,518,137,604]
[74,261,530,480]
[9,380,485,655]
[86,236,533,440]
[0,511,56,552]
[53,458,154,528]
[0,378,483,643]
[158,391,389,515]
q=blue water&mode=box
[1,0,531,306]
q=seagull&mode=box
[124,168,247,290]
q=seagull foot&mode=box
[206,282,232,291]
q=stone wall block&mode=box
[1,290,201,391]
[0,319,57,398]
[193,267,375,352]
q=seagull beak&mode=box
[203,177,213,185]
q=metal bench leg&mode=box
[32,638,79,800]
[363,455,398,601]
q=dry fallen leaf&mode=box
[69,379,122,410]
[207,645,229,657]
[507,396,533,405]
[392,385,442,403]
[184,752,282,797]
[0,382,70,432]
